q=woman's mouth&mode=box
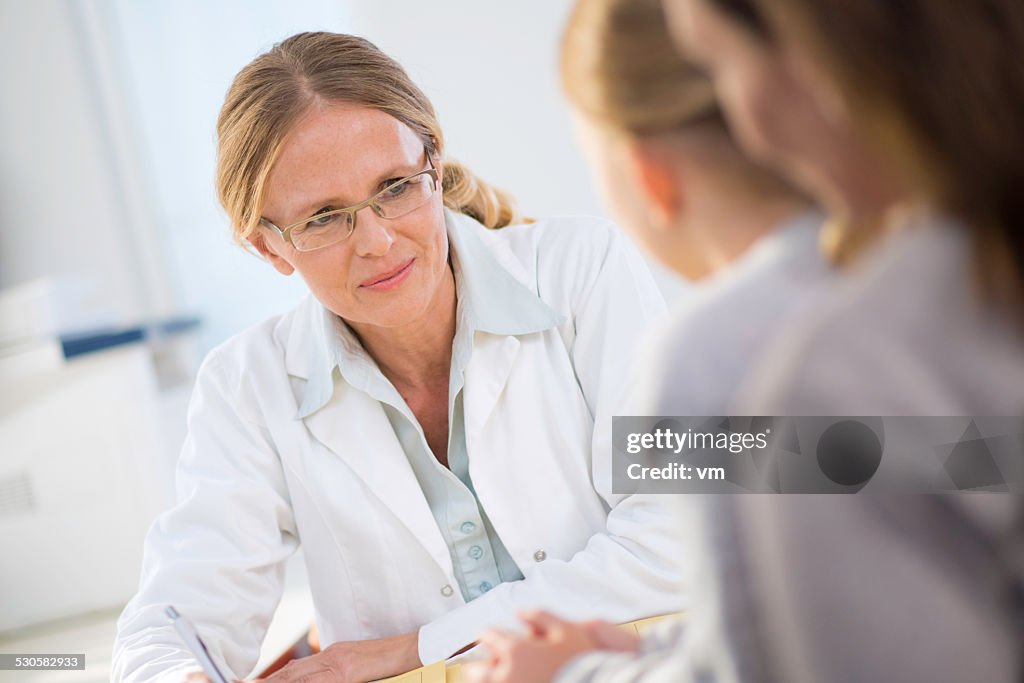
[359,258,415,291]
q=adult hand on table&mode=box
[462,611,640,683]
[253,631,421,683]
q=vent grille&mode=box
[0,471,35,516]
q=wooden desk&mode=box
[381,614,683,683]
[257,614,683,682]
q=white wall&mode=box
[0,0,158,329]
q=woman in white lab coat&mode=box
[110,31,681,683]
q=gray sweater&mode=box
[631,210,827,416]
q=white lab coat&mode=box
[111,212,683,683]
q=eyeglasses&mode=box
[260,153,440,252]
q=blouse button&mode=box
[441,585,454,597]
[534,549,547,562]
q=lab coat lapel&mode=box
[463,333,521,445]
[302,387,455,578]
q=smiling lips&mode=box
[360,258,415,291]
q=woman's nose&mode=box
[351,210,395,257]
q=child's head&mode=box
[562,0,807,280]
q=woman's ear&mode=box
[248,229,296,276]
[626,142,683,231]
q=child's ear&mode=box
[248,230,296,276]
[626,142,684,231]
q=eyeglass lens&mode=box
[291,172,436,251]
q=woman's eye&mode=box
[308,212,338,228]
[384,180,409,197]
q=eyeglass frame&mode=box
[258,151,440,252]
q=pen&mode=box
[165,605,231,683]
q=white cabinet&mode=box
[0,341,190,632]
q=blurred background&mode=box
[0,1,686,681]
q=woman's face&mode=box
[257,103,450,334]
[663,0,902,216]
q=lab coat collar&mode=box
[287,209,561,419]
[445,209,562,336]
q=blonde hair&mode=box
[561,0,804,221]
[561,0,721,136]
[216,32,523,243]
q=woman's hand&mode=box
[254,631,421,683]
[462,611,639,683]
